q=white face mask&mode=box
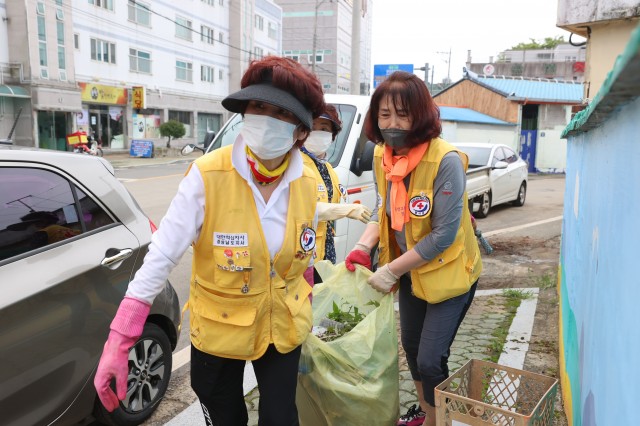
[304,131,333,157]
[240,114,297,160]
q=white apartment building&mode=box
[1,0,282,150]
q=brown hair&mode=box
[321,104,343,140]
[364,71,442,147]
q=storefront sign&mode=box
[132,86,146,109]
[79,82,127,105]
[130,139,154,158]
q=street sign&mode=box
[373,64,414,88]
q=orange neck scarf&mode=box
[381,142,430,231]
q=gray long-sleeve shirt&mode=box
[371,151,466,261]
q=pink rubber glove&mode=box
[345,243,372,272]
[94,297,151,412]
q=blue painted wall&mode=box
[561,95,640,424]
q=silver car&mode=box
[453,142,529,218]
[0,147,180,425]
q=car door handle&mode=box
[101,248,134,267]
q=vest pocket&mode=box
[190,283,261,358]
[278,282,312,346]
[412,244,472,303]
[212,247,252,289]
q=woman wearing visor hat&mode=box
[301,104,344,267]
[93,56,370,425]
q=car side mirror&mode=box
[351,140,376,176]
[493,160,508,169]
[181,144,205,156]
[203,131,216,149]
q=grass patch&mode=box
[486,289,533,362]
[537,273,556,290]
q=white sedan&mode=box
[453,142,528,218]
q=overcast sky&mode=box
[370,0,577,84]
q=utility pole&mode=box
[414,63,430,86]
[437,48,452,83]
[350,0,361,94]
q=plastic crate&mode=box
[434,359,558,426]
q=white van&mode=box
[200,94,377,263]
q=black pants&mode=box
[398,274,478,406]
[191,344,301,426]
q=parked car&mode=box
[0,146,181,426]
[182,94,378,265]
[453,142,528,218]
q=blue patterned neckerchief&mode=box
[302,147,336,263]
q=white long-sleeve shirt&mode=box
[126,136,307,304]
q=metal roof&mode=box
[440,106,514,126]
[472,74,584,104]
[0,85,30,98]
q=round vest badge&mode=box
[300,227,316,252]
[409,195,431,217]
[339,184,347,198]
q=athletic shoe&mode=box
[397,404,426,426]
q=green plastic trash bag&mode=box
[297,261,399,426]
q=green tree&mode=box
[510,36,566,50]
[159,120,186,148]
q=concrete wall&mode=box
[441,121,517,151]
[560,95,639,426]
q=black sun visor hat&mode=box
[222,83,313,129]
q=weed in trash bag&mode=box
[316,301,379,342]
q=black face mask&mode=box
[380,128,410,148]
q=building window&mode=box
[543,63,556,75]
[176,60,193,82]
[537,52,553,60]
[91,38,116,64]
[129,48,151,73]
[219,0,224,5]
[219,69,223,80]
[176,16,193,41]
[254,47,264,60]
[128,0,151,26]
[201,25,215,44]
[74,33,79,49]
[56,21,64,45]
[56,8,64,20]
[37,4,47,70]
[58,47,66,78]
[201,0,215,4]
[268,22,277,39]
[88,0,114,11]
[308,52,323,64]
[285,54,299,62]
[218,32,223,43]
[255,14,263,30]
[201,65,215,83]
[168,110,192,137]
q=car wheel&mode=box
[513,182,526,207]
[475,191,491,218]
[94,323,172,426]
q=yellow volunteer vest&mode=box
[189,146,318,360]
[374,138,482,303]
[301,152,341,261]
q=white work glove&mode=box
[317,202,372,224]
[367,264,399,293]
